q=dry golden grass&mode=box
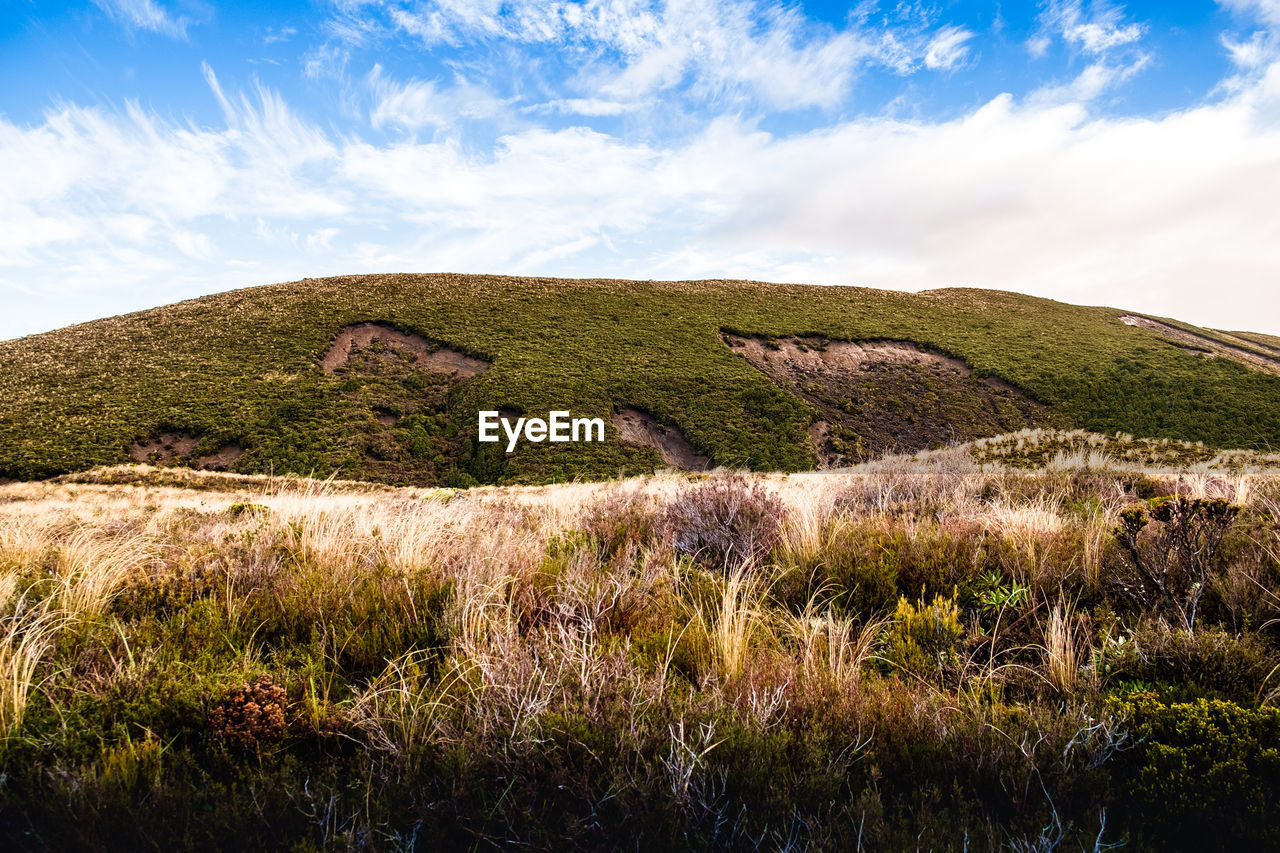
[0,601,66,737]
[1040,602,1086,696]
[787,596,882,686]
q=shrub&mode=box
[579,484,660,562]
[226,502,269,519]
[663,474,784,572]
[1114,496,1240,628]
[1112,694,1280,851]
[1098,622,1279,703]
[208,676,288,752]
[885,593,964,677]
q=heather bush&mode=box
[578,483,661,562]
[663,473,785,571]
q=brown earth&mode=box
[611,408,710,471]
[723,333,1056,468]
[1120,315,1280,376]
[128,433,198,465]
[320,323,490,377]
[194,443,245,471]
[128,433,244,470]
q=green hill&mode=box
[2,273,1278,485]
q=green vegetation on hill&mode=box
[1,275,1278,485]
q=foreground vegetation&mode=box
[1,433,1279,849]
[2,274,1280,485]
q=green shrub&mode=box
[1112,694,1280,851]
[1098,622,1279,703]
[885,593,964,677]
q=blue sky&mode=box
[3,0,1280,338]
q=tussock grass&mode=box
[0,601,64,738]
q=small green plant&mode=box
[886,591,964,676]
[974,569,1030,613]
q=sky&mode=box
[2,1,1279,339]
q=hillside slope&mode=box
[2,274,1278,485]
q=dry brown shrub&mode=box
[664,473,784,572]
[579,483,661,562]
[208,675,287,751]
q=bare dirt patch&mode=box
[320,323,490,377]
[128,434,243,471]
[1120,315,1280,376]
[128,433,199,465]
[612,408,710,471]
[723,333,1055,468]
[194,443,245,471]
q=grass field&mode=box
[1,432,1279,849]
[2,275,1280,486]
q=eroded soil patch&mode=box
[194,443,245,471]
[316,326,504,486]
[320,323,490,377]
[1120,315,1280,376]
[128,433,244,471]
[723,334,1055,467]
[612,408,710,471]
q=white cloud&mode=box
[4,57,1280,338]
[525,98,641,116]
[924,26,975,71]
[91,0,189,38]
[366,65,506,130]
[1030,1,1146,57]
[1223,31,1273,68]
[1030,53,1152,103]
[328,0,975,111]
[1220,0,1280,28]
[1023,2,1150,102]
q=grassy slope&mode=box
[2,274,1279,484]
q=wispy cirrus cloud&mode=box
[316,0,979,112]
[1028,0,1146,57]
[1220,0,1280,27]
[366,65,507,131]
[924,26,977,70]
[91,0,190,38]
[1025,2,1151,103]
